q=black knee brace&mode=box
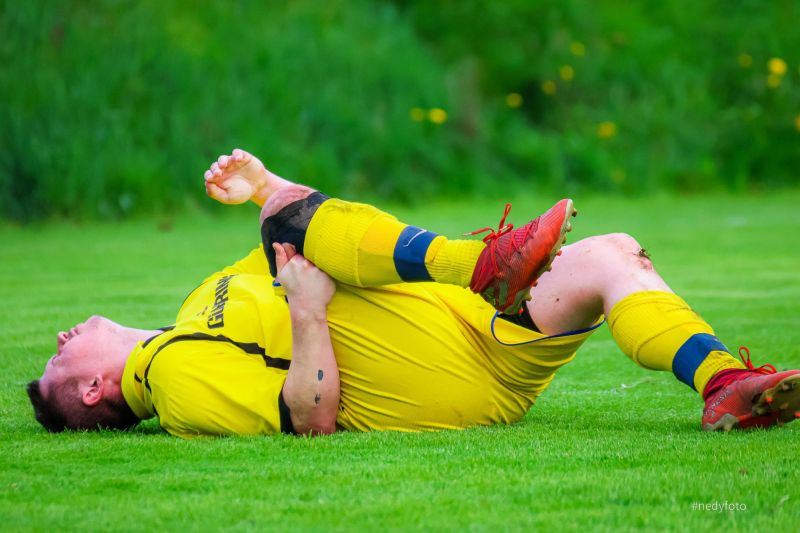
[261,191,330,276]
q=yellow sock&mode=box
[608,290,744,393]
[426,238,486,287]
[303,198,484,288]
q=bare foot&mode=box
[204,149,289,206]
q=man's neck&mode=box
[106,327,163,399]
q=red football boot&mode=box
[467,199,576,314]
[702,347,800,431]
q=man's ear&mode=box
[81,375,104,407]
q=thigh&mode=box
[483,309,602,402]
[328,284,515,431]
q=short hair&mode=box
[27,379,140,432]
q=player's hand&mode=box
[272,243,336,311]
[203,149,269,205]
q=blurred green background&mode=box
[2,0,799,221]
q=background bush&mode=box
[2,0,799,220]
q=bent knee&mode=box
[570,233,652,268]
[259,188,329,275]
[259,184,317,224]
[597,232,642,253]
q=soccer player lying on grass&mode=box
[27,149,800,437]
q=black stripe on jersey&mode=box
[142,333,291,392]
[142,327,174,349]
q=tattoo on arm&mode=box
[317,369,324,381]
[314,393,321,405]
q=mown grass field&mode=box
[1,193,799,531]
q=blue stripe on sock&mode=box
[672,333,730,390]
[393,226,437,282]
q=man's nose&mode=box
[57,331,68,349]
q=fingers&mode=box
[205,149,251,185]
[281,243,297,262]
[205,182,228,202]
[273,242,289,272]
[210,162,222,178]
[273,242,302,272]
[204,157,226,185]
[270,245,334,305]
[232,148,250,162]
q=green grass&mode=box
[1,193,799,530]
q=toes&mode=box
[204,170,213,182]
[210,162,222,177]
[218,154,229,168]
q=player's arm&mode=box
[273,243,340,436]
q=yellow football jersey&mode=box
[121,246,600,438]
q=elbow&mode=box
[290,408,338,436]
[293,420,337,436]
[311,422,337,436]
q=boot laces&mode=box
[738,346,776,374]
[464,203,515,275]
[704,346,778,399]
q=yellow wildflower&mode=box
[559,65,575,81]
[767,73,782,88]
[410,107,426,122]
[795,114,800,132]
[737,54,752,68]
[597,121,617,139]
[570,41,585,56]
[541,80,557,96]
[768,57,787,76]
[505,93,523,108]
[428,108,448,124]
